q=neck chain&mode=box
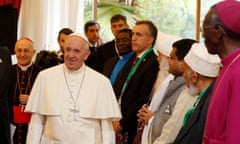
[14,65,34,104]
[63,66,86,115]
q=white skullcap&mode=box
[156,32,181,57]
[69,32,90,46]
[184,43,221,77]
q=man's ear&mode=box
[33,49,36,54]
[84,49,91,61]
[191,71,199,84]
[216,24,226,38]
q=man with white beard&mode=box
[173,43,221,144]
[151,32,181,94]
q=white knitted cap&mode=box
[184,43,221,77]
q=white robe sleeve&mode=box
[26,113,46,144]
[101,119,115,144]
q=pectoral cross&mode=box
[69,108,79,113]
[69,107,79,121]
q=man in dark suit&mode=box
[103,28,133,85]
[84,20,103,71]
[112,20,159,144]
[0,46,12,144]
[174,43,221,144]
[96,14,129,72]
[56,28,74,59]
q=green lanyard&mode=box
[118,48,153,104]
[182,86,209,127]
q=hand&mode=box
[112,120,122,132]
[19,94,29,105]
[97,38,104,46]
[137,104,154,125]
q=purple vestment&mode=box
[204,49,240,144]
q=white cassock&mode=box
[25,64,121,144]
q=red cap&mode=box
[19,37,33,44]
[216,0,240,34]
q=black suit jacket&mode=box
[174,80,215,144]
[0,47,12,144]
[113,55,134,99]
[102,56,119,78]
[85,46,99,71]
[115,50,159,143]
[96,40,118,73]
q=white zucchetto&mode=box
[69,32,90,46]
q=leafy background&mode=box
[84,0,220,42]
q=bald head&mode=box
[14,38,35,66]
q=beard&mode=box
[152,57,170,93]
[159,56,169,71]
[186,80,199,96]
[156,57,170,84]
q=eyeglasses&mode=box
[200,24,226,35]
[200,25,215,32]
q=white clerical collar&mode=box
[63,63,86,74]
[18,62,33,71]
[114,39,120,56]
[89,43,98,47]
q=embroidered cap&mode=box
[216,0,240,34]
[156,32,181,57]
[184,43,221,77]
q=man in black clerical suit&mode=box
[10,38,41,144]
[103,28,133,85]
[96,14,129,72]
[112,20,159,144]
[0,46,12,144]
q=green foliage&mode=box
[84,0,142,41]
[84,0,220,41]
[136,0,194,38]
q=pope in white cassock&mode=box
[25,33,122,144]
